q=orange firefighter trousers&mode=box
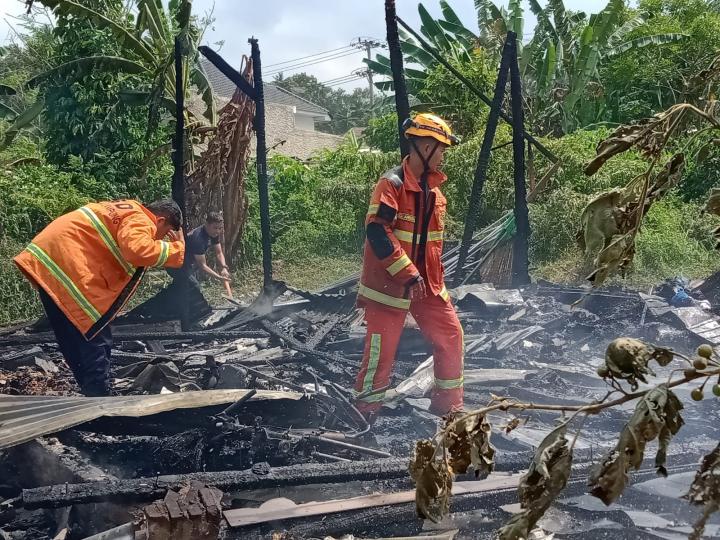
[354,293,464,416]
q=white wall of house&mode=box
[248,103,343,160]
[294,111,317,131]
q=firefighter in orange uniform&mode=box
[14,199,185,396]
[354,113,464,419]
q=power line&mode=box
[266,49,363,76]
[264,44,356,68]
[265,49,363,76]
[321,74,362,85]
[325,78,362,87]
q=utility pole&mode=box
[355,37,383,108]
[363,39,374,104]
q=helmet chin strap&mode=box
[409,138,440,190]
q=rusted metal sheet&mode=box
[0,389,301,450]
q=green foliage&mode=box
[529,187,590,264]
[633,196,720,282]
[239,139,398,266]
[0,135,92,242]
[418,50,495,137]
[363,112,399,152]
[601,0,720,125]
[0,237,40,325]
[441,123,515,231]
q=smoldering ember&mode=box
[3,0,720,539]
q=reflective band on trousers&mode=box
[155,240,170,267]
[386,254,412,276]
[358,284,411,310]
[435,375,464,389]
[361,333,382,396]
[356,389,386,403]
[78,207,134,276]
[439,286,449,302]
[26,243,101,322]
[393,229,443,243]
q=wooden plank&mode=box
[224,474,520,528]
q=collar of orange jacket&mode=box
[401,156,447,192]
[135,201,160,229]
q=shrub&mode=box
[363,112,399,153]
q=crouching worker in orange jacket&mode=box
[353,113,464,419]
[14,199,185,396]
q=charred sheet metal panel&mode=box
[0,389,301,450]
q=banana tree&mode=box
[521,0,687,133]
[364,1,480,97]
[3,0,215,149]
[367,0,687,135]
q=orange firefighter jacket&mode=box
[14,200,184,340]
[358,158,449,310]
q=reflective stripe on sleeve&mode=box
[358,284,411,310]
[386,254,413,277]
[393,229,444,243]
[78,207,134,276]
[25,243,101,322]
[154,240,170,267]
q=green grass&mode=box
[202,254,362,304]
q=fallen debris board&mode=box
[464,369,536,385]
[224,474,521,527]
[0,389,301,449]
[22,457,409,509]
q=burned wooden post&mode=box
[509,37,530,286]
[452,35,514,288]
[249,38,273,287]
[198,41,273,287]
[385,0,410,158]
[172,36,190,331]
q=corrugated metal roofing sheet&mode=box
[0,389,301,450]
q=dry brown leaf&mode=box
[445,414,496,477]
[589,384,684,505]
[584,111,673,176]
[601,338,675,390]
[497,424,573,539]
[410,439,453,523]
[581,151,686,287]
[706,188,720,216]
[505,417,522,434]
[684,442,720,540]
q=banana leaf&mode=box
[606,33,688,58]
[26,56,149,87]
[1,97,44,149]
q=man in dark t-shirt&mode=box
[174,212,231,285]
[131,212,231,322]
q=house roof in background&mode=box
[200,57,329,117]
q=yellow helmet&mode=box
[402,113,459,146]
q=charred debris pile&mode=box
[1,277,720,539]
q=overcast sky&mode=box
[0,0,609,89]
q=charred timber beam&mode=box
[197,46,257,101]
[21,458,409,509]
[509,35,530,286]
[0,330,268,347]
[250,38,274,287]
[173,36,190,331]
[452,35,513,288]
[242,462,697,539]
[385,0,410,158]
